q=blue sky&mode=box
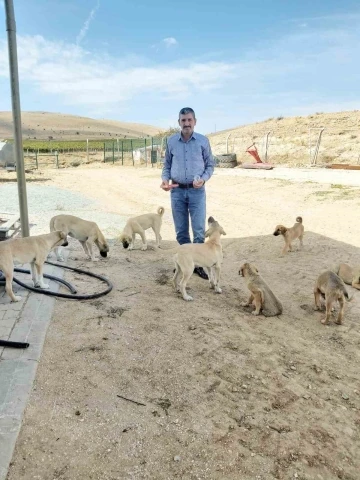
[0,0,360,134]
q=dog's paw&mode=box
[183,294,193,301]
[215,287,222,294]
[141,245,147,251]
[91,258,99,262]
[240,302,249,307]
[12,295,22,302]
[321,318,329,325]
[36,282,50,289]
[57,256,65,262]
[252,311,260,316]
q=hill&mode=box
[208,110,360,166]
[0,111,163,141]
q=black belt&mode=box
[174,182,194,189]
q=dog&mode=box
[314,270,352,325]
[50,214,109,262]
[239,262,283,316]
[172,216,226,301]
[332,263,360,290]
[0,231,68,302]
[119,207,165,251]
[273,216,304,255]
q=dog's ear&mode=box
[220,227,226,235]
[208,216,215,225]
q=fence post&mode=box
[144,138,147,166]
[103,143,106,162]
[55,151,59,168]
[151,137,154,168]
[117,138,119,162]
[35,151,38,169]
[121,141,124,165]
[112,141,115,164]
[86,139,89,163]
[131,140,134,166]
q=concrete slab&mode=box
[0,257,67,480]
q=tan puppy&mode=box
[332,263,360,290]
[0,231,68,302]
[50,214,109,262]
[119,206,164,251]
[314,270,351,325]
[172,216,226,301]
[273,216,304,255]
[239,262,283,316]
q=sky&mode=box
[0,0,360,134]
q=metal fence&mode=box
[103,137,167,166]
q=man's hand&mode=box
[193,178,205,188]
[160,180,178,191]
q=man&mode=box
[161,107,215,279]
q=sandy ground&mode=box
[5,165,360,480]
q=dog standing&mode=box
[273,216,304,255]
[172,216,226,301]
[239,262,283,316]
[314,270,351,325]
[119,207,164,251]
[0,231,68,302]
[50,214,109,262]
[332,263,360,290]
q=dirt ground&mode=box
[6,165,360,480]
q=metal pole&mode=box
[5,0,30,237]
[86,138,89,163]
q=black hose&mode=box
[0,261,113,348]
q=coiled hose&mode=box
[0,260,113,348]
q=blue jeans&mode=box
[171,186,206,245]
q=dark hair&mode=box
[179,107,195,119]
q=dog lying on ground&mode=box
[332,263,360,290]
[0,231,68,302]
[50,214,109,262]
[172,216,226,301]
[273,216,304,255]
[119,206,165,251]
[239,262,283,316]
[314,270,352,325]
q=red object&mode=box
[246,143,263,163]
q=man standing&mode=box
[161,107,215,279]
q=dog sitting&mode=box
[50,214,109,262]
[314,270,352,325]
[119,206,165,251]
[0,231,68,302]
[332,263,360,290]
[172,216,226,301]
[273,216,304,255]
[239,262,283,316]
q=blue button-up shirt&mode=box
[161,132,214,184]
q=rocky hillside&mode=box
[0,111,163,141]
[208,110,360,166]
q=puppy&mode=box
[314,270,352,325]
[332,263,360,290]
[50,214,109,262]
[172,216,226,301]
[273,216,304,255]
[239,262,283,316]
[119,206,164,251]
[0,231,68,302]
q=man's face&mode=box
[178,113,196,135]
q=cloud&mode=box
[76,0,100,45]
[162,37,178,48]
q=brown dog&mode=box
[314,270,352,325]
[273,216,304,255]
[119,206,165,251]
[239,262,283,316]
[332,263,360,290]
[0,231,68,302]
[172,216,226,301]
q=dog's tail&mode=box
[344,289,354,302]
[296,216,303,223]
[157,206,165,216]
